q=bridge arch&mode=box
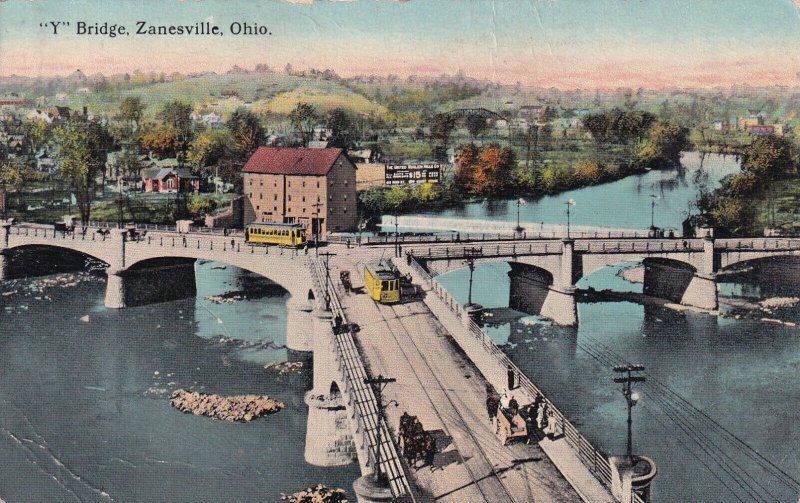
[5,243,109,279]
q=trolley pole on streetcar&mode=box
[364,375,396,483]
[613,364,645,464]
[319,252,336,311]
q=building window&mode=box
[344,195,347,200]
[274,182,277,187]
[274,206,277,211]
[329,196,333,201]
[249,179,252,186]
[256,205,260,210]
[274,194,277,201]
[302,180,306,187]
[317,196,321,203]
[288,195,292,201]
[259,193,263,199]
[317,181,320,188]
[303,208,306,213]
[344,181,348,186]
[249,193,252,198]
[302,196,306,202]
[343,207,347,213]
[288,180,291,187]
[260,180,263,186]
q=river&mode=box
[386,151,739,234]
[432,153,800,502]
[0,261,359,503]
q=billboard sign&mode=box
[384,163,442,186]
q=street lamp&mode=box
[564,199,575,238]
[311,201,323,257]
[515,198,526,234]
[613,364,645,464]
[649,194,659,231]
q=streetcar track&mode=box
[367,299,519,503]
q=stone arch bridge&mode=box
[0,222,316,350]
[408,237,800,326]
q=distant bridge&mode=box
[407,237,800,325]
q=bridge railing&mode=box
[310,260,416,501]
[717,238,800,251]
[409,256,617,491]
[329,228,661,246]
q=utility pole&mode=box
[319,251,336,311]
[613,364,645,464]
[464,247,481,306]
[565,199,575,239]
[311,201,323,257]
[394,213,399,258]
[363,374,396,483]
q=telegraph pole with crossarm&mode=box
[364,375,397,483]
[319,252,336,311]
[613,364,645,464]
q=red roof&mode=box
[242,147,344,176]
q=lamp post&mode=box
[515,198,525,234]
[613,364,645,464]
[311,201,323,257]
[394,213,399,258]
[564,199,575,238]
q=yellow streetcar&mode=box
[364,260,401,304]
[245,222,307,247]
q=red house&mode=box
[141,167,199,193]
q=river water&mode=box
[0,261,359,503]
[433,153,800,502]
[390,151,739,234]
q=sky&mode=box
[0,0,799,89]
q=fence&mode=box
[309,260,416,501]
[409,256,618,491]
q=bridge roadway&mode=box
[330,246,586,503]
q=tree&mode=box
[53,120,113,225]
[455,143,515,196]
[141,126,182,158]
[326,108,356,149]
[227,108,264,155]
[288,102,318,147]
[741,136,794,180]
[465,115,488,143]
[21,118,51,154]
[187,129,231,172]
[358,186,387,216]
[636,120,690,169]
[430,113,456,150]
[118,96,145,127]
[157,100,193,152]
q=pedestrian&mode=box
[683,240,688,249]
[536,402,546,431]
[304,242,308,255]
[486,391,499,423]
[545,410,558,439]
[346,238,351,249]
[230,238,235,250]
[507,364,516,391]
[508,395,519,415]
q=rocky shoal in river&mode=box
[281,484,348,503]
[170,389,284,422]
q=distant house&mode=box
[746,124,776,136]
[519,105,543,119]
[27,109,54,124]
[737,110,764,131]
[307,140,329,149]
[191,110,225,128]
[348,149,376,164]
[141,161,199,193]
[36,149,57,174]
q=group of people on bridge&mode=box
[486,386,560,444]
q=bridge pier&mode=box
[304,309,357,467]
[680,274,718,310]
[540,287,578,326]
